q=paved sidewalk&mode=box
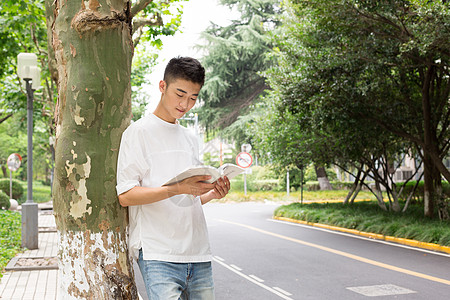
[0,210,59,300]
[0,207,147,300]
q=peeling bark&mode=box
[46,0,136,298]
[59,230,136,299]
[315,165,333,190]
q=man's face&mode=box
[156,78,202,123]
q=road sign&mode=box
[236,152,253,168]
[7,153,22,171]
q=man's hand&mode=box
[200,176,231,204]
[175,175,215,196]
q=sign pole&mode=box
[236,150,253,197]
[287,169,290,197]
[9,170,12,199]
[244,173,247,196]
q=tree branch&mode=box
[0,113,13,124]
[131,0,154,18]
[218,79,268,127]
[133,28,144,48]
[132,15,163,35]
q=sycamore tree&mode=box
[45,0,185,298]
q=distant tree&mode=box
[196,0,280,144]
[0,0,55,176]
[130,45,158,121]
[261,0,449,218]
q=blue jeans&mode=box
[138,250,215,300]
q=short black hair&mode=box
[163,56,205,86]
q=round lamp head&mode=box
[17,53,38,80]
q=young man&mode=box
[116,57,230,299]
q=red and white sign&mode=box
[236,152,253,168]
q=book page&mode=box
[219,163,246,180]
[163,165,221,186]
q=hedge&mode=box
[0,179,23,201]
[395,181,450,201]
[0,190,10,210]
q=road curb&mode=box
[273,216,450,255]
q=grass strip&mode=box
[20,181,52,204]
[0,210,22,278]
[274,201,450,247]
[217,189,377,203]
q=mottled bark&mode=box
[46,0,136,298]
[343,174,359,205]
[45,0,58,84]
[315,165,333,190]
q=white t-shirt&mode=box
[116,113,211,262]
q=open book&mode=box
[163,163,246,186]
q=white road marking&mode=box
[249,274,265,282]
[213,255,225,262]
[230,264,242,271]
[212,257,294,300]
[273,287,293,296]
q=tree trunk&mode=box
[374,178,388,211]
[423,155,435,218]
[421,62,439,219]
[435,178,450,220]
[47,0,137,298]
[1,165,6,178]
[315,165,333,190]
[344,167,361,205]
[350,169,369,205]
[343,180,358,205]
[402,172,422,213]
[390,189,401,212]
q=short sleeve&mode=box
[116,125,150,195]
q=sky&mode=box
[145,0,240,113]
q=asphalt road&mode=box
[204,202,450,300]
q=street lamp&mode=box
[17,53,41,250]
[181,112,199,136]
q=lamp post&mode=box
[17,53,41,250]
[181,112,199,136]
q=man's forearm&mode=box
[118,175,216,207]
[118,185,179,207]
[200,193,214,205]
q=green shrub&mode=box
[0,178,24,200]
[303,165,338,182]
[252,179,280,191]
[395,181,450,202]
[0,190,10,210]
[305,181,356,191]
[229,167,283,192]
[305,181,321,191]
